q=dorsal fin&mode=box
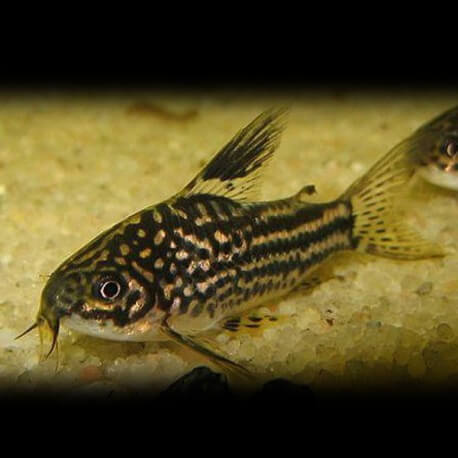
[176,108,288,202]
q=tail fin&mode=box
[341,135,445,260]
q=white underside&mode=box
[418,167,458,191]
[61,315,167,342]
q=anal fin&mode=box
[297,264,341,293]
[221,309,289,337]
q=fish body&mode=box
[48,195,353,341]
[20,109,444,374]
[408,105,458,190]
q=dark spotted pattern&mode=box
[46,190,354,328]
[147,195,352,318]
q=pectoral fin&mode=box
[160,320,252,380]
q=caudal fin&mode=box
[341,135,445,260]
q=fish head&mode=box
[31,219,169,355]
[414,105,458,190]
[417,131,458,190]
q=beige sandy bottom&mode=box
[1,90,457,396]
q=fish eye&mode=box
[94,276,124,302]
[442,138,457,158]
[446,140,456,158]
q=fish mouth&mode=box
[15,312,60,360]
[444,157,457,173]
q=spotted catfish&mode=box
[407,104,458,190]
[17,109,444,375]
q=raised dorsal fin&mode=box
[176,108,288,202]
